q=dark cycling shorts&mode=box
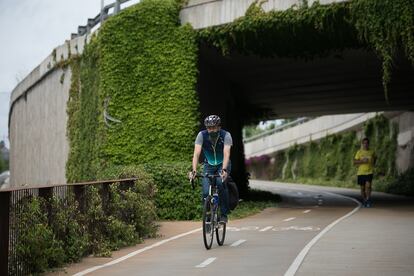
[357,174,373,185]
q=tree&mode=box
[0,140,9,173]
[0,155,4,173]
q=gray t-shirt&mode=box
[195,130,233,146]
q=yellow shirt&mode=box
[355,149,375,175]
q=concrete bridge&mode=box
[182,0,414,117]
[8,0,414,187]
[244,111,414,173]
[180,0,347,30]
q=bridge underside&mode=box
[198,45,414,120]
[196,45,414,195]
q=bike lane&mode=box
[49,181,359,276]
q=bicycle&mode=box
[191,173,226,250]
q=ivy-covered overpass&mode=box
[9,0,414,198]
[194,0,414,195]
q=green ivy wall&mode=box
[98,0,199,167]
[66,0,199,183]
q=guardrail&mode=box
[0,178,137,276]
[243,117,311,143]
[71,0,134,39]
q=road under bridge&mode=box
[53,181,414,276]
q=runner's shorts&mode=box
[357,174,373,185]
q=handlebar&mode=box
[189,173,222,190]
[193,173,221,178]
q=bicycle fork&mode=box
[210,185,219,227]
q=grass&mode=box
[276,177,359,189]
[229,189,281,220]
[273,176,414,197]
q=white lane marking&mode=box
[73,228,202,276]
[195,257,216,268]
[227,226,241,232]
[283,217,296,222]
[241,226,259,231]
[303,210,311,214]
[284,193,361,276]
[272,226,320,232]
[259,226,273,232]
[227,226,259,232]
[231,239,247,247]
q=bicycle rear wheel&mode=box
[202,197,214,250]
[216,204,226,246]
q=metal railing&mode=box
[243,117,311,143]
[0,178,137,276]
[71,0,135,39]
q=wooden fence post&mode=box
[0,192,11,275]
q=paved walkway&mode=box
[252,181,414,276]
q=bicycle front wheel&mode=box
[216,204,226,246]
[202,197,214,250]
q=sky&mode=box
[0,0,126,148]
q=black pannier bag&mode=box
[226,176,239,210]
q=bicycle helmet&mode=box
[204,115,221,127]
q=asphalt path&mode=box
[53,180,414,276]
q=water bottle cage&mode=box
[212,193,219,205]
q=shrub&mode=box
[378,168,414,196]
[83,185,113,256]
[9,164,159,274]
[96,165,159,253]
[12,197,65,274]
[143,162,202,220]
[49,194,89,262]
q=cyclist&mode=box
[189,115,233,223]
[354,137,376,207]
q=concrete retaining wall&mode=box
[244,112,380,158]
[9,35,89,187]
[9,68,72,186]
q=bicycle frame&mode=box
[191,173,226,249]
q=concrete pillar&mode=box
[395,112,414,173]
[197,49,249,197]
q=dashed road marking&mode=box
[303,210,311,214]
[284,192,361,276]
[195,257,216,268]
[259,226,273,232]
[272,226,320,232]
[283,217,296,222]
[227,226,260,232]
[231,239,246,247]
[241,226,259,231]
